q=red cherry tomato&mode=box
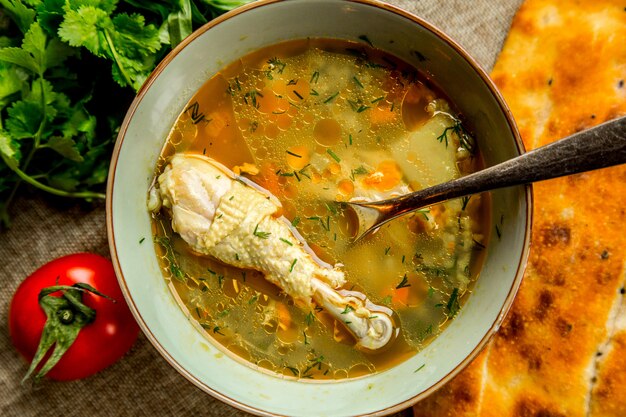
[9,253,139,381]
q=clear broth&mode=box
[151,38,490,380]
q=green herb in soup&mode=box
[149,39,490,380]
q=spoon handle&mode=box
[373,115,626,221]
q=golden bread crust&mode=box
[415,1,626,415]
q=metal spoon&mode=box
[345,115,626,241]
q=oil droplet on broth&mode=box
[222,278,241,298]
[348,363,374,379]
[264,124,280,139]
[337,179,355,198]
[286,145,310,170]
[313,119,342,146]
[277,323,299,344]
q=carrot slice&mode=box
[363,160,402,191]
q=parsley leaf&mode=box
[59,7,161,90]
[0,0,249,228]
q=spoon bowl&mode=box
[345,115,626,241]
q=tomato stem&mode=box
[22,283,113,383]
[57,309,74,324]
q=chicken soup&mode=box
[148,38,489,380]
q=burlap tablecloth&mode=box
[0,1,524,415]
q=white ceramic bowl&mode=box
[106,1,532,416]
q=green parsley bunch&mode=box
[0,0,252,228]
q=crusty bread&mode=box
[414,1,626,416]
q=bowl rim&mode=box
[106,0,533,415]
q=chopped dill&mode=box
[353,76,364,88]
[419,324,433,341]
[414,364,426,373]
[310,89,319,96]
[349,166,368,181]
[267,57,286,73]
[320,216,331,232]
[371,96,385,104]
[396,273,411,289]
[323,92,339,103]
[139,237,145,244]
[243,90,262,109]
[298,167,311,179]
[326,149,341,162]
[305,311,315,326]
[249,120,259,132]
[446,287,461,318]
[341,305,354,314]
[461,195,471,210]
[253,223,271,239]
[293,90,304,100]
[279,237,294,246]
[436,118,475,153]
[286,150,302,158]
[310,70,320,84]
[416,264,448,278]
[290,258,298,272]
[356,105,370,113]
[154,236,185,282]
[291,217,301,227]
